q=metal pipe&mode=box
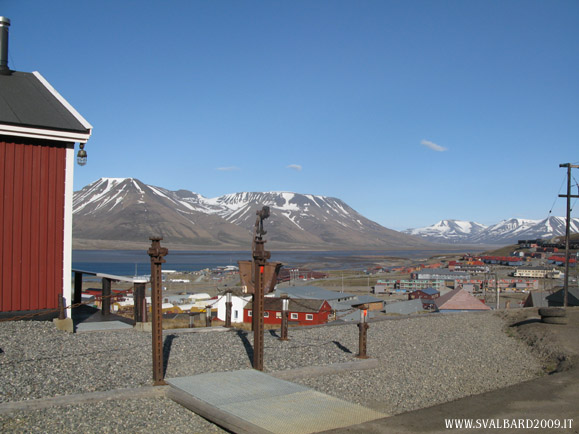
[0,17,10,75]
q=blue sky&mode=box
[3,0,578,230]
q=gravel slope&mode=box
[0,312,541,433]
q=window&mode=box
[290,313,298,320]
[234,310,238,319]
[248,310,252,317]
[264,312,269,318]
[306,314,313,321]
[275,312,282,319]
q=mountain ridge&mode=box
[73,178,430,250]
[404,217,579,245]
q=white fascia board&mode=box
[63,147,75,318]
[0,124,91,143]
[32,71,93,130]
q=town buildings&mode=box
[513,267,561,279]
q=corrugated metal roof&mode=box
[0,71,89,133]
[412,287,439,296]
[274,286,355,301]
[245,297,327,313]
[384,299,425,315]
[352,295,383,304]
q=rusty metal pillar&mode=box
[225,291,232,328]
[252,252,265,371]
[73,271,83,305]
[101,278,111,317]
[205,306,213,327]
[58,295,66,320]
[148,237,168,386]
[356,305,369,359]
[237,207,281,372]
[133,282,146,323]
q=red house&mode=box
[408,288,440,300]
[243,297,332,326]
[0,17,92,317]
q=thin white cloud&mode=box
[421,139,448,152]
[216,166,240,171]
[287,164,302,171]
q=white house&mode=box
[212,294,251,323]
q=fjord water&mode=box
[72,249,469,277]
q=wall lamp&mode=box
[77,143,87,166]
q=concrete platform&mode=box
[75,320,133,333]
[72,305,135,333]
[167,369,386,434]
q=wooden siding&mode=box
[1,138,67,312]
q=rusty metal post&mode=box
[280,294,289,341]
[252,254,265,370]
[205,306,212,327]
[148,237,168,386]
[356,305,369,359]
[58,295,66,320]
[225,291,232,328]
[101,278,111,316]
[73,271,83,305]
[237,207,281,371]
[133,282,146,323]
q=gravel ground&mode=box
[0,312,542,433]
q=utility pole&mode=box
[558,163,579,308]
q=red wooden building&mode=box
[0,17,92,316]
[243,297,332,326]
[408,287,440,300]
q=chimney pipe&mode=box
[0,17,11,75]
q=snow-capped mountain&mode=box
[405,217,579,245]
[404,220,488,243]
[73,178,428,249]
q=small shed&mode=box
[0,17,92,316]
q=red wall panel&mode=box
[1,138,67,312]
